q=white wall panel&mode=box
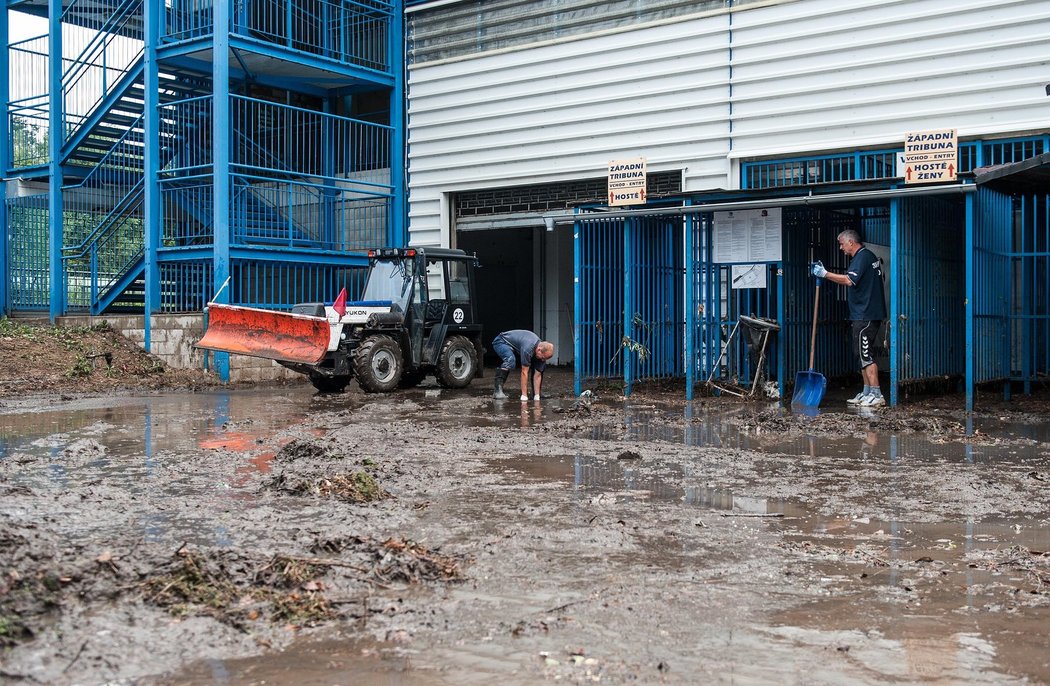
[408,11,732,246]
[729,0,1050,155]
[407,0,1050,247]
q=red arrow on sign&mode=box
[948,164,955,176]
[906,166,912,181]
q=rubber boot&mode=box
[493,368,509,399]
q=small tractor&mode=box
[197,248,484,393]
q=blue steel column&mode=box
[389,0,406,246]
[0,3,9,315]
[889,197,899,406]
[623,217,634,396]
[48,0,65,320]
[212,0,232,381]
[965,191,975,412]
[321,98,337,249]
[777,258,785,400]
[685,209,696,400]
[143,0,161,350]
[573,213,582,397]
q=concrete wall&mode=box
[57,314,301,384]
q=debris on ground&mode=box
[0,317,220,398]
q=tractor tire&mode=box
[352,335,403,393]
[435,335,478,389]
[397,369,428,389]
[309,373,350,394]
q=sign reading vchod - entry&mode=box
[902,128,957,184]
[608,157,647,206]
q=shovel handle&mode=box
[809,278,821,371]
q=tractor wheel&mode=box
[435,335,478,389]
[352,335,403,393]
[397,369,428,389]
[309,373,350,394]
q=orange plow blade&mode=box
[197,303,331,365]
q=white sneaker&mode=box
[846,391,868,405]
[860,394,886,407]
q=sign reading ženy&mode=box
[608,157,647,206]
[901,128,957,184]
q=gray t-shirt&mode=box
[497,330,546,371]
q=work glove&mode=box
[810,260,828,279]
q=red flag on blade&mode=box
[333,287,347,318]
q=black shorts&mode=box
[851,320,880,370]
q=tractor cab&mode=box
[197,247,485,394]
[360,247,483,387]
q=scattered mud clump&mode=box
[966,546,1050,590]
[316,472,388,502]
[309,536,465,584]
[267,439,387,502]
[144,547,335,628]
[275,439,334,462]
[265,469,388,502]
[372,537,463,584]
[733,406,969,440]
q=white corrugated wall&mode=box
[407,0,1050,247]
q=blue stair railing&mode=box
[61,0,145,142]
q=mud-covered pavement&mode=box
[1,375,1049,685]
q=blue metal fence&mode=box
[164,0,392,73]
[6,195,50,310]
[780,207,852,384]
[1014,190,1050,389]
[627,215,685,384]
[972,186,1012,385]
[895,196,966,384]
[743,137,1049,191]
[157,259,211,312]
[229,257,368,309]
[576,216,625,384]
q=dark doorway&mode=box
[457,228,535,365]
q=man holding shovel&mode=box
[811,229,887,407]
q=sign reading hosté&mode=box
[608,157,647,206]
[901,128,957,184]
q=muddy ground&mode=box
[1,352,1049,684]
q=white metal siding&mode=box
[407,0,1050,247]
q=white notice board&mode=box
[713,208,782,264]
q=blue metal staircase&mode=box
[6,0,402,323]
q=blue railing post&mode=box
[777,258,785,400]
[0,4,9,316]
[321,98,337,249]
[213,0,232,381]
[48,0,66,321]
[573,211,582,397]
[685,206,696,400]
[889,196,899,406]
[144,0,161,350]
[90,245,98,313]
[965,190,975,413]
[390,0,406,247]
[623,217,634,397]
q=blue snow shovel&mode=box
[791,277,827,411]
